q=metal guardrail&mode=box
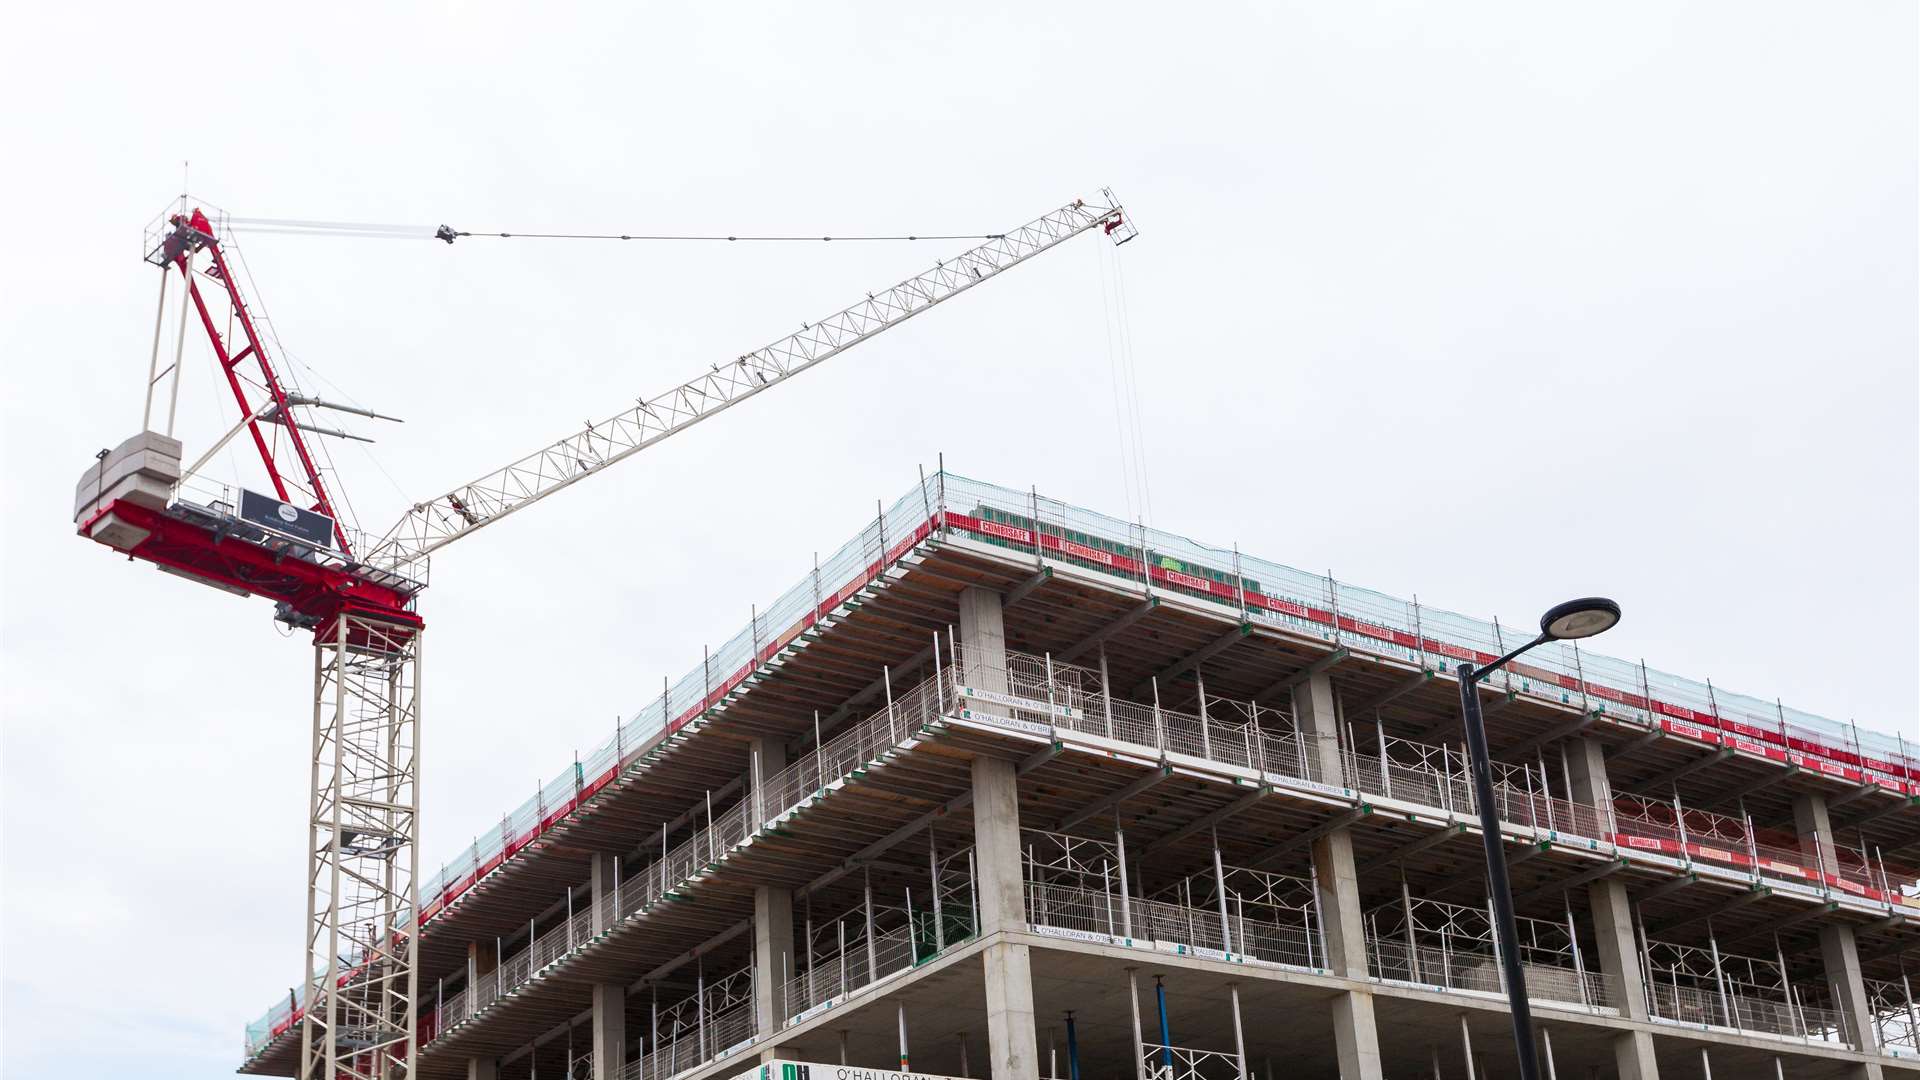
[1143,1042,1244,1080]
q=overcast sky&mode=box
[2,4,1915,1077]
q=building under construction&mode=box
[230,470,1920,1080]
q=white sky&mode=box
[2,4,1914,1077]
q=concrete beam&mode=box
[1141,788,1268,855]
[1623,747,1734,795]
[1495,714,1594,763]
[1719,901,1838,947]
[1425,841,1546,898]
[1254,648,1349,703]
[629,918,755,990]
[840,743,1057,876]
[1128,625,1248,698]
[1058,599,1157,662]
[1351,671,1432,715]
[1356,823,1467,874]
[1826,781,1882,810]
[1248,807,1367,867]
[1696,766,1798,811]
[811,648,933,744]
[1835,794,1920,832]
[1644,887,1770,937]
[1635,872,1698,906]
[1605,729,1664,762]
[1413,688,1513,743]
[642,774,748,856]
[1052,767,1172,832]
[1512,858,1624,908]
[1003,567,1052,611]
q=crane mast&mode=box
[74,190,1134,1080]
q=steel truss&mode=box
[303,614,421,1080]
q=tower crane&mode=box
[73,191,1135,1080]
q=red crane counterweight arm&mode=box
[163,210,354,555]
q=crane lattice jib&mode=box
[365,196,1128,574]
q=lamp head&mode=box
[1539,597,1622,641]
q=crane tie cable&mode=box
[223,217,1004,245]
[442,230,1007,243]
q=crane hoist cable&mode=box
[223,216,1006,244]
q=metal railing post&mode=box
[1229,983,1249,1080]
[1103,860,1117,937]
[1127,968,1147,1080]
[1377,716,1392,799]
[1099,642,1115,738]
[932,630,946,716]
[1152,677,1166,758]
[864,868,878,984]
[1401,879,1420,984]
[1213,830,1233,955]
[885,665,898,744]
[1566,900,1590,1010]
[1198,666,1212,760]
[968,850,979,938]
[929,828,946,951]
[1046,652,1060,741]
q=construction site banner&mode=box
[734,1062,970,1080]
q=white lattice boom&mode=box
[366,194,1131,573]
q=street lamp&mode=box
[1457,597,1621,1080]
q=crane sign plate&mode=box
[238,489,336,549]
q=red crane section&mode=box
[75,208,421,647]
[156,209,352,553]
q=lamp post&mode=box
[1458,597,1621,1080]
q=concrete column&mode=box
[959,586,1010,695]
[468,939,497,976]
[1566,738,1660,1080]
[962,586,1039,1080]
[591,851,618,933]
[1295,673,1383,1080]
[593,983,626,1080]
[754,885,796,1039]
[752,735,796,1043]
[467,1057,498,1080]
[589,852,627,1080]
[1794,793,1884,1079]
